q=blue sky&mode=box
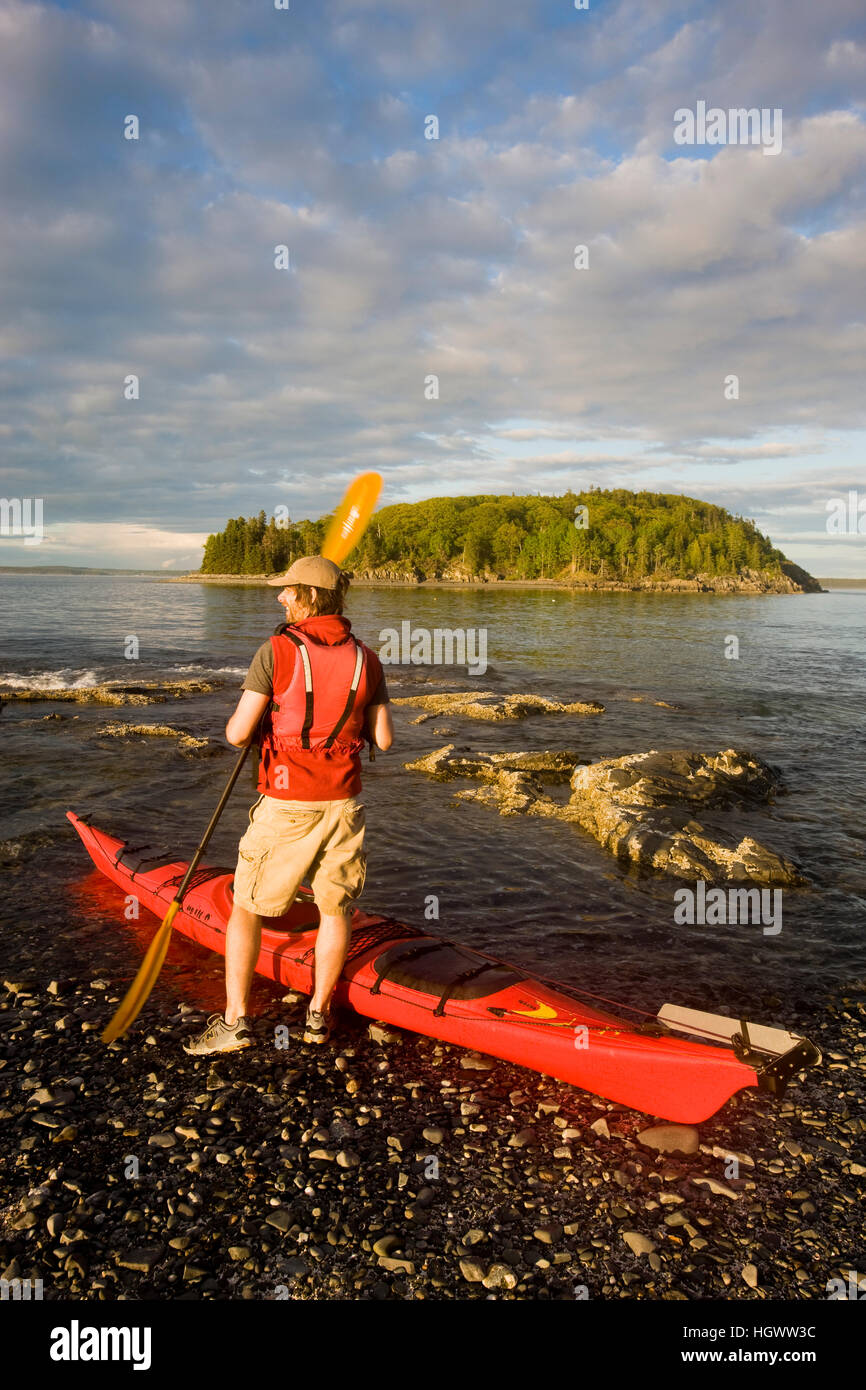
[1,0,864,574]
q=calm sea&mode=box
[2,574,864,1025]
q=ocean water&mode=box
[1,573,864,1028]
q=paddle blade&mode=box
[321,471,382,565]
[101,900,180,1043]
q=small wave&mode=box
[0,668,100,690]
[171,664,247,677]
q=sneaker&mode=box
[183,1013,254,1055]
[289,1005,332,1045]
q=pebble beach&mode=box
[1,963,863,1302]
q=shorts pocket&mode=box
[236,844,271,899]
[270,807,324,842]
[341,800,366,832]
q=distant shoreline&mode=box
[163,572,826,595]
[5,566,862,590]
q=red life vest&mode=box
[257,619,377,801]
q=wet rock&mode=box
[394,692,604,722]
[1,679,221,705]
[405,746,584,783]
[417,746,805,884]
[459,1258,486,1283]
[568,750,804,885]
[96,722,213,755]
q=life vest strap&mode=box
[324,643,364,749]
[282,630,315,748]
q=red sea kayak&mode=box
[67,811,819,1123]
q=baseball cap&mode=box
[266,555,344,589]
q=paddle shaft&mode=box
[168,737,253,907]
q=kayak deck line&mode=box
[65,810,821,1124]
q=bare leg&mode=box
[224,902,262,1024]
[310,910,352,1014]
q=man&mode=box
[185,555,393,1055]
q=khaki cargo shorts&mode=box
[232,795,367,917]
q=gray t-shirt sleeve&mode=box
[242,640,275,695]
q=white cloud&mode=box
[0,0,863,575]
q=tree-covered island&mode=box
[197,489,821,593]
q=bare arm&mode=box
[226,690,271,748]
[366,701,394,751]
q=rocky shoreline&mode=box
[1,970,863,1302]
[166,567,824,595]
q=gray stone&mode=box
[266,1209,291,1232]
[369,1023,402,1044]
[623,1231,656,1257]
[638,1124,700,1156]
[116,1246,164,1273]
[482,1263,518,1290]
[372,1235,400,1258]
[460,1054,494,1071]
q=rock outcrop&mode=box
[565,749,804,885]
[95,723,214,755]
[393,691,604,722]
[0,679,220,706]
[405,745,804,886]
